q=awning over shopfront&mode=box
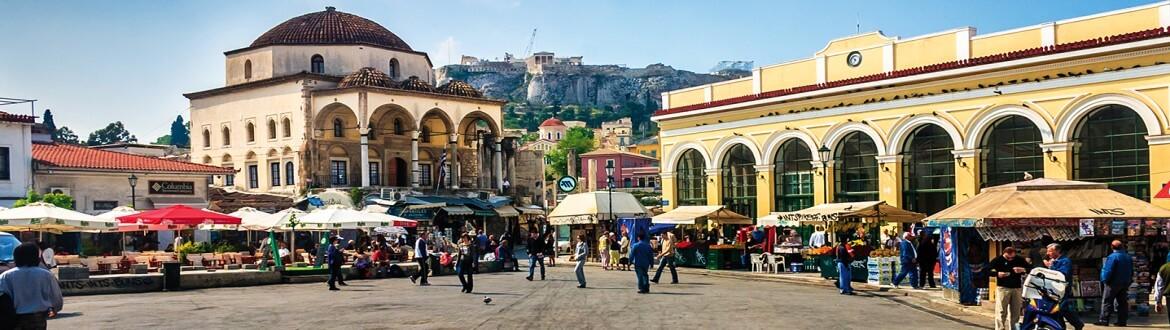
[148,197,208,209]
[494,205,520,217]
[757,212,800,227]
[651,205,751,225]
[783,201,924,224]
[441,205,474,216]
[519,205,545,215]
[924,178,1170,227]
[548,191,649,225]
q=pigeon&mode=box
[483,296,492,305]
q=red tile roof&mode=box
[0,111,36,124]
[33,143,234,174]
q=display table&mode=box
[706,247,744,270]
[674,247,707,268]
[814,255,868,282]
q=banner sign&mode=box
[148,181,195,195]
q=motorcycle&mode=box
[1020,268,1068,330]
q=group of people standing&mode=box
[572,231,679,293]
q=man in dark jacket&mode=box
[835,241,854,295]
[630,232,654,293]
[526,231,545,281]
[409,232,431,286]
[325,236,347,290]
[892,232,921,289]
[917,234,938,289]
[1096,240,1134,326]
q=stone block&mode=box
[130,264,149,274]
[55,266,90,280]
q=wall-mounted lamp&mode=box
[1045,149,1058,162]
[881,165,890,172]
[954,155,967,168]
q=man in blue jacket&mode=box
[1096,240,1134,326]
[892,232,920,289]
[630,232,654,294]
[325,236,347,291]
[1046,243,1084,330]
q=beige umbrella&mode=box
[0,202,116,233]
[925,178,1170,227]
[548,191,650,225]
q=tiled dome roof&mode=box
[250,7,412,51]
[539,118,565,127]
[397,76,435,93]
[339,67,394,88]
[436,80,483,98]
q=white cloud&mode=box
[435,36,460,66]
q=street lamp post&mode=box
[605,162,615,233]
[817,146,831,204]
[128,174,139,209]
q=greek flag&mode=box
[436,150,447,190]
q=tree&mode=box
[169,115,190,147]
[54,126,80,144]
[520,132,538,144]
[154,134,172,145]
[42,109,57,135]
[545,127,595,177]
[13,190,75,209]
[86,121,137,146]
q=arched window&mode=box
[388,58,399,79]
[245,122,256,142]
[981,115,1044,187]
[393,118,404,135]
[901,125,955,215]
[285,161,295,186]
[1073,105,1151,200]
[367,124,377,139]
[773,139,813,212]
[834,132,878,202]
[721,144,757,219]
[282,118,292,137]
[267,119,277,140]
[221,127,231,146]
[310,54,324,74]
[243,60,252,79]
[333,118,344,137]
[675,149,707,206]
[202,129,211,148]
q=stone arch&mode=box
[663,141,712,173]
[265,148,279,159]
[822,122,887,156]
[1056,93,1164,141]
[244,151,257,161]
[368,104,416,137]
[419,108,454,145]
[201,155,213,164]
[712,136,763,168]
[281,146,294,156]
[762,130,822,163]
[314,102,359,139]
[965,105,1054,149]
[458,110,500,146]
[328,145,349,157]
[886,115,963,155]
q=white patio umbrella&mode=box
[228,207,276,231]
[197,208,241,231]
[0,202,116,233]
[300,205,417,230]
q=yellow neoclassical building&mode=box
[654,2,1170,219]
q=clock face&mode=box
[847,51,863,67]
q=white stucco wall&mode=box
[225,45,432,86]
[0,121,32,207]
[34,171,212,214]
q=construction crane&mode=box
[523,28,537,57]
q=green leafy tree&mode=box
[520,132,538,144]
[154,135,172,145]
[169,115,190,147]
[13,190,74,209]
[545,127,595,177]
[42,109,57,136]
[54,126,81,144]
[86,121,137,146]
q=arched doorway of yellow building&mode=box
[901,124,955,215]
[721,144,757,218]
[1072,105,1151,201]
[773,139,814,212]
[980,115,1045,187]
[834,132,879,203]
[675,149,707,207]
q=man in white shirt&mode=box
[809,226,827,248]
[38,241,56,269]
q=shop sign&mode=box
[556,176,577,193]
[148,181,195,195]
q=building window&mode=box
[421,126,431,143]
[270,162,281,187]
[1073,104,1151,201]
[623,178,632,188]
[901,124,956,215]
[285,162,295,186]
[419,163,433,186]
[202,129,211,148]
[721,144,757,219]
[222,127,231,146]
[388,58,399,79]
[282,118,292,137]
[369,162,381,186]
[267,119,277,140]
[247,165,259,189]
[556,132,562,140]
[246,122,256,142]
[981,115,1044,187]
[93,201,118,211]
[774,139,813,212]
[243,60,252,79]
[311,54,324,74]
[393,119,404,135]
[675,149,706,206]
[225,168,235,186]
[331,160,348,186]
[834,132,879,203]
[333,118,344,137]
[0,147,9,180]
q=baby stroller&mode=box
[1020,267,1067,330]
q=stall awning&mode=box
[147,197,208,209]
[758,213,800,227]
[783,201,924,224]
[924,178,1170,227]
[494,205,520,217]
[651,205,751,225]
[519,206,545,215]
[441,205,474,216]
[548,191,649,225]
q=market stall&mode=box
[652,205,751,269]
[925,178,1170,311]
[548,191,649,261]
[781,201,924,282]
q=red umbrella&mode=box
[116,205,241,226]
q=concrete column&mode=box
[494,138,504,192]
[877,155,902,207]
[754,164,774,218]
[660,172,675,211]
[449,133,460,189]
[360,133,370,187]
[411,131,420,188]
[704,168,722,207]
[952,149,980,204]
[812,161,835,205]
[1040,142,1074,180]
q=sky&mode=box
[0,0,1157,141]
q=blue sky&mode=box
[0,0,1156,140]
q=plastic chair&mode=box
[750,253,764,272]
[764,254,785,274]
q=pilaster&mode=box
[876,155,902,207]
[1040,142,1074,180]
[952,149,980,204]
[754,164,775,218]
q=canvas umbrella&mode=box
[117,205,241,228]
[0,202,116,233]
[300,205,417,230]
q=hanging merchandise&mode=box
[1079,219,1094,237]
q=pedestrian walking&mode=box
[526,231,545,281]
[409,232,431,286]
[545,230,557,267]
[326,236,347,290]
[988,247,1030,330]
[892,232,920,289]
[457,234,475,293]
[499,235,518,272]
[651,231,678,284]
[1044,243,1084,330]
[630,232,653,294]
[619,233,631,271]
[257,234,273,270]
[599,232,610,270]
[1154,257,1170,324]
[475,229,487,273]
[1096,240,1133,327]
[608,233,621,271]
[835,241,854,295]
[917,234,938,289]
[574,234,588,288]
[0,242,64,329]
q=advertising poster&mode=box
[1110,220,1125,235]
[940,226,958,289]
[1079,219,1094,237]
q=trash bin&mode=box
[162,261,181,291]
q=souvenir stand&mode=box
[925,179,1170,312]
[759,213,811,272]
[780,201,924,283]
[548,191,649,262]
[652,205,752,269]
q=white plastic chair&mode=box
[764,253,785,274]
[750,253,764,272]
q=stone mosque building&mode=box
[186,7,506,196]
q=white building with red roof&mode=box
[0,111,36,208]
